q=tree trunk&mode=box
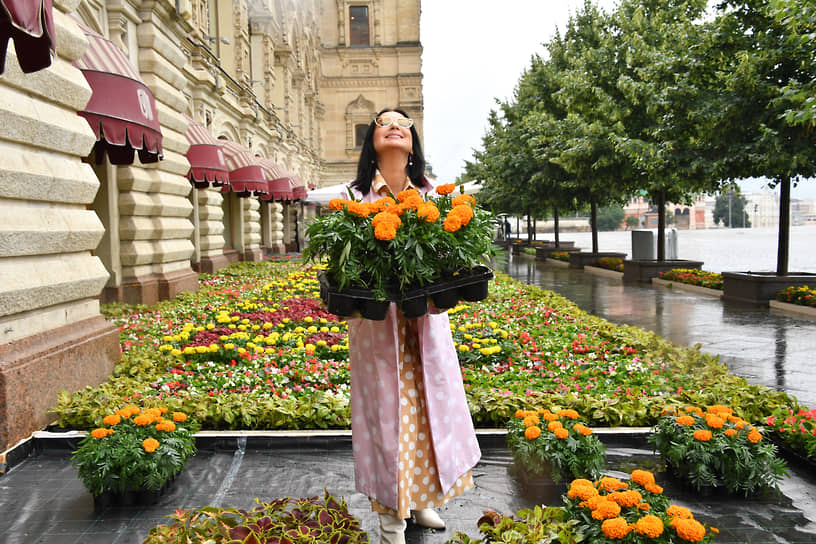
[657,189,666,261]
[590,199,598,254]
[777,177,790,276]
[553,207,560,247]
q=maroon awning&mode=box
[184,115,229,188]
[258,159,294,201]
[290,175,307,200]
[0,0,54,74]
[72,22,162,165]
[218,140,268,197]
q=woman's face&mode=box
[372,111,413,158]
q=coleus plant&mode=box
[144,490,369,544]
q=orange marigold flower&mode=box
[397,188,421,202]
[537,408,553,417]
[672,518,706,542]
[385,204,404,216]
[133,414,152,426]
[145,408,163,418]
[558,409,580,419]
[707,405,733,416]
[450,204,473,225]
[661,406,678,416]
[637,502,651,511]
[580,495,607,511]
[400,195,425,211]
[514,409,527,419]
[443,214,462,232]
[159,407,168,414]
[644,483,663,494]
[705,414,725,429]
[633,514,664,538]
[554,427,569,439]
[734,420,746,430]
[547,420,563,431]
[103,414,121,426]
[570,478,595,489]
[156,421,176,432]
[631,469,655,487]
[693,429,713,441]
[599,477,629,492]
[91,428,111,439]
[574,424,593,436]
[540,411,558,421]
[666,505,693,519]
[328,198,346,211]
[608,490,643,508]
[725,428,738,438]
[676,415,695,426]
[417,203,440,222]
[591,499,622,520]
[347,201,371,217]
[142,438,160,453]
[568,484,599,501]
[747,429,762,443]
[435,183,456,195]
[452,194,475,207]
[172,412,187,422]
[601,517,631,540]
[522,414,540,427]
[685,405,702,414]
[374,223,397,241]
[524,425,542,440]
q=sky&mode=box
[418,0,816,201]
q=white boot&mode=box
[379,512,406,544]
[411,508,446,529]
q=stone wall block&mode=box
[0,299,99,346]
[0,85,97,156]
[198,202,224,221]
[119,239,195,266]
[141,74,188,113]
[199,219,224,234]
[118,167,192,196]
[52,8,89,63]
[200,234,225,251]
[119,191,192,217]
[138,48,188,90]
[0,253,109,317]
[136,23,187,68]
[119,216,195,241]
[0,201,105,257]
[0,142,99,204]
[2,56,92,112]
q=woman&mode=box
[345,108,481,544]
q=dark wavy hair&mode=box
[350,107,428,195]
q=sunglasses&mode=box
[374,117,414,129]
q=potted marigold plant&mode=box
[507,408,606,484]
[563,470,718,543]
[303,184,495,318]
[649,405,788,496]
[72,405,197,507]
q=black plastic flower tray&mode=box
[317,266,494,320]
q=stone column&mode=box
[0,5,120,451]
[195,187,232,273]
[241,197,263,260]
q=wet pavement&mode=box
[500,253,816,408]
[1,432,815,544]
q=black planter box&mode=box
[623,259,703,283]
[317,266,494,320]
[722,271,816,307]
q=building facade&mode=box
[0,0,422,451]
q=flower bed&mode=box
[776,285,816,308]
[53,260,800,439]
[594,256,624,272]
[649,405,787,496]
[765,407,816,462]
[550,251,571,262]
[658,268,723,290]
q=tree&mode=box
[597,206,626,231]
[625,215,640,229]
[713,188,751,228]
[704,0,816,274]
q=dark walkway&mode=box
[1,433,814,543]
[501,253,816,408]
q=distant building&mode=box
[624,195,707,229]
